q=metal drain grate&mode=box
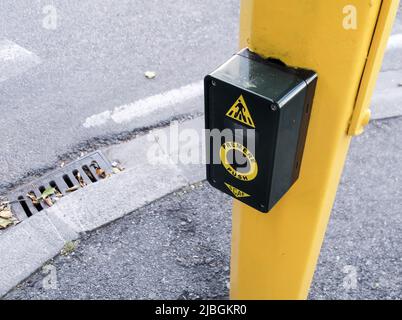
[8,151,113,221]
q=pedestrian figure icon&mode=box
[226,95,255,128]
[234,100,246,120]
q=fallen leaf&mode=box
[112,161,125,173]
[44,197,54,207]
[0,217,13,229]
[75,172,86,187]
[27,192,40,204]
[96,168,106,179]
[0,204,19,229]
[43,197,54,207]
[0,207,13,219]
[90,160,100,170]
[66,185,80,193]
[112,167,121,174]
[55,189,63,198]
[41,187,56,200]
[144,71,156,79]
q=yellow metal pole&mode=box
[231,0,399,300]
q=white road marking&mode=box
[78,33,402,128]
[0,39,41,82]
[387,33,402,50]
[84,111,112,128]
[83,80,203,128]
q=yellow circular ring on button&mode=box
[219,142,258,182]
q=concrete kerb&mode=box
[0,116,206,297]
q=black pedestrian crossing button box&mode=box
[204,49,317,213]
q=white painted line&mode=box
[387,33,402,50]
[83,80,203,128]
[0,40,35,62]
[0,39,41,82]
[82,32,400,129]
[84,110,112,128]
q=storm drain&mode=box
[8,151,113,221]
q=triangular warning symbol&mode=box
[226,95,255,128]
[225,183,251,198]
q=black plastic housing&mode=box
[205,49,317,213]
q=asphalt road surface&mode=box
[5,117,402,300]
[0,0,240,193]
